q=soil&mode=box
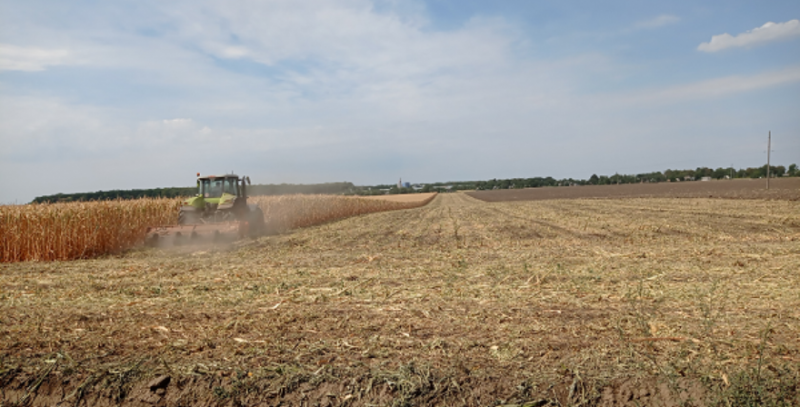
[466,178,800,202]
[2,193,798,406]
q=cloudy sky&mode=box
[1,0,799,203]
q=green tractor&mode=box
[146,173,265,246]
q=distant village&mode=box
[369,178,453,194]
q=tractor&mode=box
[145,173,265,246]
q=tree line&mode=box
[30,164,798,202]
[474,164,798,191]
[357,163,799,194]
[32,182,357,203]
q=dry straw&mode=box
[0,198,180,262]
[251,193,436,232]
[0,194,436,263]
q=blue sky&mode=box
[1,0,798,203]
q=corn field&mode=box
[251,194,436,232]
[1,194,436,263]
[0,199,181,262]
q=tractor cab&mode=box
[199,176,241,199]
[184,174,252,215]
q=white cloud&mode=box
[162,118,194,127]
[158,1,518,80]
[633,14,680,30]
[698,19,800,52]
[2,0,799,203]
[203,43,250,59]
[611,66,800,105]
[0,44,70,71]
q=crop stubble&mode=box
[1,193,799,406]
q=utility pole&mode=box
[766,131,771,190]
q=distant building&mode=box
[700,176,711,181]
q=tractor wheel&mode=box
[248,207,266,237]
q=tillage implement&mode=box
[145,173,265,246]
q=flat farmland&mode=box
[468,178,800,202]
[2,193,799,406]
[361,192,438,203]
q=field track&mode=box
[468,177,800,202]
[1,193,799,406]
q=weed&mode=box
[697,278,728,339]
[213,386,230,399]
[712,325,798,407]
[374,363,438,407]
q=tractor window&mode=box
[201,179,224,198]
[224,179,238,195]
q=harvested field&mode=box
[1,194,799,406]
[361,192,438,203]
[468,177,800,202]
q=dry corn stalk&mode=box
[0,198,181,262]
[251,193,436,232]
[1,193,436,262]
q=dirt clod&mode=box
[148,375,171,391]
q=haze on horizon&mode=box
[1,0,799,203]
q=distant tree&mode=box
[695,167,712,178]
[589,174,599,185]
[789,164,798,176]
[746,166,764,178]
